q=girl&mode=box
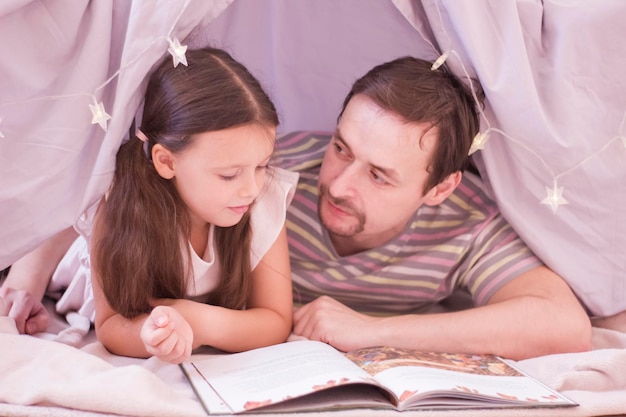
[24,46,297,363]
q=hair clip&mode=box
[136,129,149,143]
[136,129,152,160]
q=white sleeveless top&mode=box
[48,167,299,322]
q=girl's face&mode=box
[167,123,276,233]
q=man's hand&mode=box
[141,305,193,364]
[293,296,379,352]
[0,286,49,334]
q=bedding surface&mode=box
[1,300,626,417]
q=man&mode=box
[1,57,592,360]
[277,56,591,360]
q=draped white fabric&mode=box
[394,0,626,316]
[0,0,233,266]
[1,0,624,316]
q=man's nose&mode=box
[328,164,359,198]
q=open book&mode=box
[181,340,577,414]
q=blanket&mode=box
[1,301,625,417]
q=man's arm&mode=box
[592,311,626,333]
[0,227,78,333]
[292,265,591,360]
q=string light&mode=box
[422,1,626,215]
[167,37,188,67]
[430,51,449,70]
[89,97,112,132]
[1,1,191,136]
[540,181,569,214]
[438,50,625,214]
[468,131,488,155]
[0,0,622,216]
[468,125,626,213]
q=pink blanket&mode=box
[1,303,625,417]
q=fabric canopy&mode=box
[1,0,624,316]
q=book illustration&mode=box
[347,346,523,377]
[355,347,569,406]
[398,389,418,402]
[243,400,271,411]
[243,377,353,411]
[312,377,351,390]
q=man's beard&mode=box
[318,183,366,237]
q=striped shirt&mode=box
[275,131,542,316]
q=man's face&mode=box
[317,94,438,255]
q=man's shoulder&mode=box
[454,171,493,197]
[273,131,332,172]
[442,170,499,218]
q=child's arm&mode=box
[93,225,292,361]
[91,274,194,363]
[155,224,293,353]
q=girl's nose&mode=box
[239,170,263,198]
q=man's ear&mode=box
[423,171,462,206]
[152,144,176,179]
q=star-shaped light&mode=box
[0,117,4,138]
[540,183,568,214]
[167,37,188,68]
[89,98,112,132]
[431,51,450,71]
[468,131,488,155]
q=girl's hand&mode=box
[140,305,193,364]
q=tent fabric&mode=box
[405,0,626,317]
[0,0,233,268]
[0,0,625,320]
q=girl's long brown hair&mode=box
[93,47,278,318]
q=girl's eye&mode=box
[220,174,237,181]
[256,165,269,172]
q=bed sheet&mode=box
[1,300,626,417]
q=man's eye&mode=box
[371,171,388,185]
[334,143,350,159]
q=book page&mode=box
[345,347,575,410]
[183,340,381,413]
